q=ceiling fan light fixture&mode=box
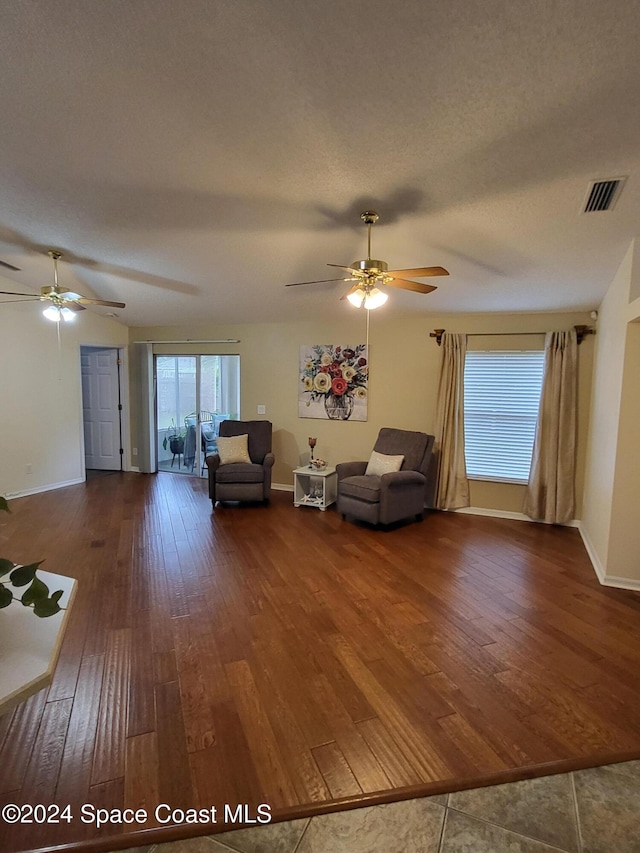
[285,210,448,305]
[347,287,366,308]
[43,305,75,322]
[347,287,389,311]
[363,287,388,310]
[0,249,125,319]
[347,286,388,309]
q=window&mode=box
[156,355,240,432]
[463,350,545,483]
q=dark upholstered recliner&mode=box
[205,420,274,506]
[336,428,436,526]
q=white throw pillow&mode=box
[365,450,404,477]
[217,434,251,465]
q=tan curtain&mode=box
[434,333,470,510]
[524,329,577,524]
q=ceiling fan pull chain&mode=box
[56,319,63,381]
[366,301,370,349]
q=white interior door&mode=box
[81,347,122,470]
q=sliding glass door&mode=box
[155,355,240,477]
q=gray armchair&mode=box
[205,420,274,506]
[336,428,436,526]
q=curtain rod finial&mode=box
[574,325,595,345]
[430,329,445,346]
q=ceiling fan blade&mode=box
[0,289,39,297]
[0,297,41,303]
[386,266,449,278]
[65,302,86,312]
[0,260,21,272]
[385,278,438,294]
[327,263,358,272]
[285,278,353,287]
[75,298,126,308]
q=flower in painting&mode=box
[341,365,356,381]
[357,357,367,367]
[320,352,332,366]
[354,386,367,399]
[313,372,332,393]
[331,376,348,396]
[342,348,355,359]
[302,376,313,391]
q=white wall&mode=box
[607,321,640,581]
[581,239,640,586]
[581,244,633,568]
[0,296,128,498]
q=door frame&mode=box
[153,353,240,478]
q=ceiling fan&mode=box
[286,210,449,308]
[0,250,126,321]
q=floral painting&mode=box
[299,344,368,421]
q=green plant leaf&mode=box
[0,496,9,513]
[21,576,50,606]
[10,561,43,588]
[0,583,13,608]
[0,558,15,577]
[33,597,62,618]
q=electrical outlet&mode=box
[132,447,138,455]
[257,405,266,415]
[26,464,32,475]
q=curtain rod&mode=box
[430,325,594,346]
[134,339,241,344]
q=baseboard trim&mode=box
[598,574,640,592]
[578,523,640,591]
[578,524,606,584]
[272,482,294,493]
[454,506,580,528]
[3,477,85,501]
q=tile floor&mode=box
[109,759,640,853]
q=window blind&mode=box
[463,350,545,483]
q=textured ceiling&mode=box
[0,0,639,326]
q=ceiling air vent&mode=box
[582,177,626,213]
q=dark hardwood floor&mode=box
[1,472,640,852]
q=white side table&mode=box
[293,466,338,511]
